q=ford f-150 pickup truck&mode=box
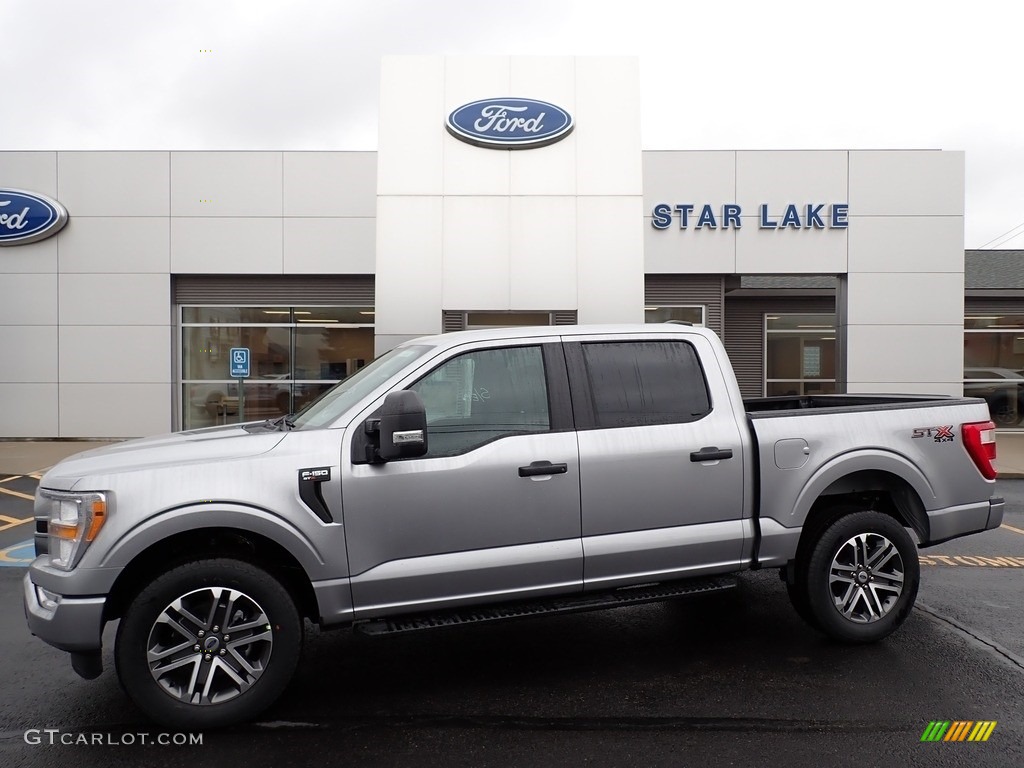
[24,324,1003,728]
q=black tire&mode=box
[114,558,302,729]
[785,506,850,631]
[803,511,919,643]
[785,578,819,630]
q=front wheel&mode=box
[114,559,302,729]
[803,511,920,643]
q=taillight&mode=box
[962,421,997,480]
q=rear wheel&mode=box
[114,558,302,729]
[803,511,919,643]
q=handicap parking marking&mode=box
[0,540,34,567]
[0,473,38,502]
[0,516,32,532]
[0,486,35,501]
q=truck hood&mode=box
[41,425,288,490]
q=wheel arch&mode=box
[103,524,321,625]
[790,451,935,546]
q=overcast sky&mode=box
[4,0,1022,249]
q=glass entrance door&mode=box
[179,305,375,429]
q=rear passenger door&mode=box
[565,332,747,590]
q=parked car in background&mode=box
[188,375,324,426]
[964,367,1024,426]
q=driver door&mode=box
[340,341,582,617]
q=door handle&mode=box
[690,447,734,463]
[518,461,568,477]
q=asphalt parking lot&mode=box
[1,471,1022,767]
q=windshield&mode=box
[289,345,434,430]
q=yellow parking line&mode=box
[0,475,22,484]
[0,486,35,502]
[0,517,33,532]
[0,515,20,524]
[1001,523,1024,536]
[27,474,42,480]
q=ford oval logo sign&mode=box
[446,98,574,150]
[0,189,69,246]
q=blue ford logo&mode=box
[446,98,574,150]
[0,189,69,246]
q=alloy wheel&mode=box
[146,586,274,705]
[827,533,905,624]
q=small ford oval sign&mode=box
[0,189,69,246]
[446,98,574,150]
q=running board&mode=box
[354,575,737,637]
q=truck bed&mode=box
[740,391,996,560]
[744,393,983,415]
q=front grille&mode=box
[34,518,48,557]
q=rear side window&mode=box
[581,341,711,428]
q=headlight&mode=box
[40,489,108,570]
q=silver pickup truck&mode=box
[24,324,1003,728]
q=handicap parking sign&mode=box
[230,347,250,378]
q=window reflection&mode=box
[183,327,290,381]
[964,319,1024,426]
[765,313,836,396]
[181,306,373,430]
[644,306,705,326]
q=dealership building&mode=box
[1,56,1022,438]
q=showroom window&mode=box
[442,310,578,332]
[644,305,705,326]
[964,314,1024,427]
[764,314,837,396]
[180,306,374,430]
[464,312,554,330]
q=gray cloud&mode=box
[2,0,1021,246]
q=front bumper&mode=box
[23,572,106,653]
[924,497,1004,547]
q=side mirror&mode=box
[377,390,428,461]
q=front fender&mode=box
[97,502,334,581]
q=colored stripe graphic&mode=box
[921,721,996,742]
[945,721,971,741]
[969,722,997,742]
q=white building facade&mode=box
[0,56,967,438]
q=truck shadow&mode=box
[280,570,910,721]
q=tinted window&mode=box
[410,346,550,457]
[582,341,711,428]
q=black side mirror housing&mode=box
[377,390,428,461]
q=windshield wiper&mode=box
[245,414,295,433]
